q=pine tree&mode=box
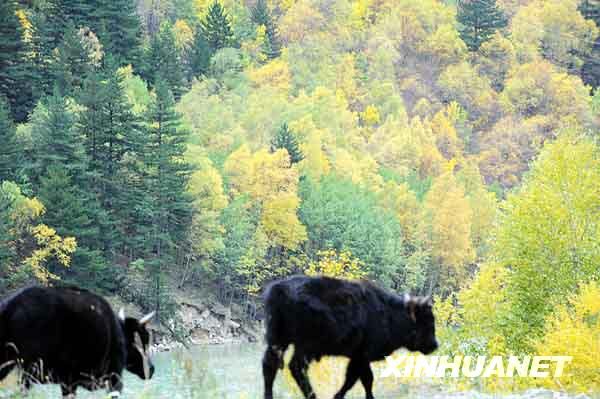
[141,80,193,310]
[31,88,86,180]
[0,0,32,122]
[580,0,600,27]
[93,0,141,66]
[37,165,95,247]
[145,80,193,241]
[37,164,109,287]
[77,58,141,254]
[271,123,304,164]
[201,1,235,54]
[189,25,211,78]
[54,0,95,33]
[29,4,61,99]
[144,22,186,99]
[580,0,600,88]
[251,0,281,60]
[457,0,507,51]
[0,96,21,182]
[52,23,94,96]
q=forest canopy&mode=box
[1,0,600,390]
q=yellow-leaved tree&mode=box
[0,181,76,287]
[534,281,600,392]
[422,171,475,293]
[223,145,307,294]
[494,131,600,351]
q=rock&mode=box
[211,301,230,317]
[227,319,240,329]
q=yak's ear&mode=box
[118,308,126,321]
[404,294,417,322]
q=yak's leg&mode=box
[108,373,123,397]
[61,384,76,398]
[263,345,285,399]
[289,351,316,399]
[359,362,375,399]
[333,358,362,399]
[0,358,16,381]
[19,374,33,394]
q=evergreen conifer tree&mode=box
[31,88,86,179]
[140,80,193,311]
[457,0,507,51]
[93,0,141,65]
[0,0,32,121]
[144,22,186,99]
[189,25,211,78]
[201,1,235,54]
[580,0,600,87]
[77,58,141,254]
[53,22,94,95]
[251,0,281,59]
[271,123,304,164]
[0,96,21,182]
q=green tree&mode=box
[201,1,235,54]
[77,59,141,255]
[579,0,600,26]
[457,0,507,51]
[495,132,600,352]
[299,175,407,288]
[270,123,303,164]
[251,0,282,59]
[144,22,186,99]
[189,24,211,78]
[93,0,141,65]
[54,0,95,32]
[52,23,94,95]
[30,88,86,180]
[141,80,194,317]
[28,1,63,100]
[37,164,108,287]
[580,0,600,87]
[0,96,21,182]
[0,0,32,121]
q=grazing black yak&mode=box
[262,275,438,399]
[0,286,155,397]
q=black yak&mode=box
[0,286,155,397]
[262,275,438,399]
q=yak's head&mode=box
[119,309,155,380]
[402,295,438,355]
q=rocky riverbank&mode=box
[108,293,263,353]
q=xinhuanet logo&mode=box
[381,355,573,379]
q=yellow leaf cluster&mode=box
[247,59,292,92]
[534,281,600,392]
[305,250,366,280]
[25,225,77,284]
[423,172,475,290]
[360,105,380,126]
[224,145,307,250]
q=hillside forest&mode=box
[1,0,600,392]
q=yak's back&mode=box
[0,285,126,378]
[263,276,391,356]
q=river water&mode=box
[1,344,597,399]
